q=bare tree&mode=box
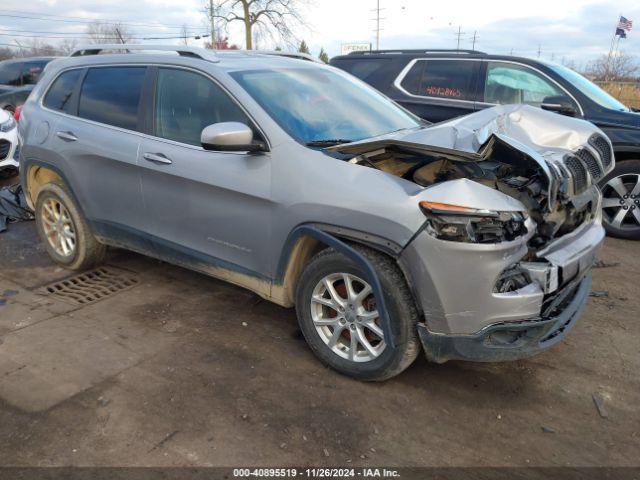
[205,36,240,49]
[57,39,80,55]
[0,47,14,61]
[86,21,134,44]
[19,38,59,57]
[586,52,639,81]
[213,0,307,50]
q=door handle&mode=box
[56,131,78,142]
[143,152,172,165]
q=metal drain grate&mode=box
[40,267,139,305]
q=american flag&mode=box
[617,16,633,31]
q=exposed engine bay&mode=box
[348,143,590,248]
[330,105,614,251]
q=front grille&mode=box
[589,134,613,168]
[575,148,602,180]
[564,155,589,194]
[0,139,10,160]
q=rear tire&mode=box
[600,159,640,240]
[295,245,421,381]
[35,182,106,270]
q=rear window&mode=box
[0,62,22,86]
[400,59,477,101]
[331,58,390,82]
[22,60,50,84]
[78,67,146,131]
[43,69,82,113]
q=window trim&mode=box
[393,58,584,116]
[40,63,271,152]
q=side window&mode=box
[484,62,573,107]
[79,67,146,131]
[154,68,251,146]
[0,63,23,86]
[43,69,82,113]
[401,60,477,101]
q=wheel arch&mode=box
[274,224,404,347]
[22,162,65,210]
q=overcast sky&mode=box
[1,0,639,67]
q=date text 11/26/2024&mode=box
[233,468,401,478]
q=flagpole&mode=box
[606,15,621,81]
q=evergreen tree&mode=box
[298,40,310,54]
[318,47,329,63]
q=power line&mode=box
[0,32,210,40]
[0,27,207,36]
[0,11,198,30]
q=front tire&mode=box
[295,245,421,381]
[600,159,640,240]
[35,182,106,270]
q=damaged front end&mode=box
[330,105,612,362]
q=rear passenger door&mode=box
[46,66,148,240]
[138,67,272,278]
[394,59,480,122]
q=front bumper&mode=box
[399,207,604,361]
[417,273,591,363]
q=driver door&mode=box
[139,67,272,278]
[480,61,579,115]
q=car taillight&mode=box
[14,106,21,122]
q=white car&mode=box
[0,108,19,176]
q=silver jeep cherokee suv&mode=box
[19,45,611,380]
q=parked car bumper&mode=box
[0,127,19,173]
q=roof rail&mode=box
[253,50,324,63]
[349,49,485,55]
[69,44,220,63]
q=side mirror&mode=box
[201,122,266,152]
[540,96,577,116]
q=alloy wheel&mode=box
[41,198,77,258]
[310,272,385,362]
[602,174,640,231]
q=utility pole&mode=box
[455,26,465,51]
[471,30,479,50]
[537,44,541,58]
[115,27,126,44]
[372,0,384,50]
[210,0,217,48]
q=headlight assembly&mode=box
[419,201,528,243]
[0,115,17,133]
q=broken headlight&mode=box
[419,201,528,243]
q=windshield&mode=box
[230,67,421,144]
[548,63,629,112]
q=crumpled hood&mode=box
[328,104,605,162]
